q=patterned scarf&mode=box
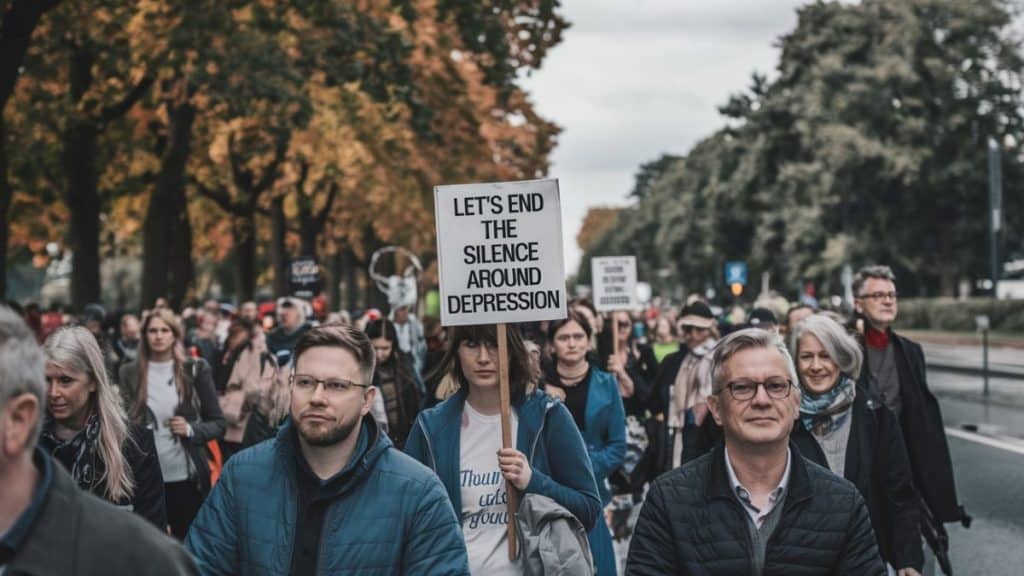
[42,413,103,491]
[800,375,856,436]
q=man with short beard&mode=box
[186,323,469,575]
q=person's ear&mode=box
[361,385,377,417]
[1,393,40,457]
[707,394,723,426]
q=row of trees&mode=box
[1,0,568,310]
[580,0,1024,299]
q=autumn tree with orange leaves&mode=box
[1,0,567,310]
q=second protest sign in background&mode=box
[592,255,638,312]
[435,179,566,326]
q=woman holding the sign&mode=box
[405,323,601,575]
[545,310,626,576]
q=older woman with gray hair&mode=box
[789,314,923,576]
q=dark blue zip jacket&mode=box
[404,388,602,531]
[185,418,469,575]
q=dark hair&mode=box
[546,308,593,342]
[227,317,256,344]
[364,319,397,343]
[428,323,532,403]
[293,322,376,385]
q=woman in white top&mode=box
[120,308,225,539]
[405,324,600,574]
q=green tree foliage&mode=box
[584,0,1024,298]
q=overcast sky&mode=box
[522,0,807,276]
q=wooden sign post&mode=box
[434,179,567,562]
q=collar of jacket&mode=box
[6,452,75,575]
[704,442,813,509]
[274,415,391,499]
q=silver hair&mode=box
[0,306,47,447]
[789,314,863,381]
[709,328,799,394]
[853,265,896,297]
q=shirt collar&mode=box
[0,448,55,565]
[724,445,791,512]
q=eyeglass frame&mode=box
[857,291,898,301]
[679,324,710,334]
[289,374,370,394]
[719,378,795,401]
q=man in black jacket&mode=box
[0,306,196,576]
[853,267,965,552]
[627,328,884,575]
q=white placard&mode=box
[592,256,638,312]
[434,179,567,326]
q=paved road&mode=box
[944,433,1024,575]
[934,371,1024,575]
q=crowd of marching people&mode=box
[0,264,968,575]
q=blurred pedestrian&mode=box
[390,303,426,377]
[545,310,626,576]
[365,319,422,449]
[186,323,469,574]
[266,297,312,366]
[119,308,226,539]
[0,306,196,575]
[659,301,718,469]
[626,329,885,575]
[216,318,278,461]
[113,312,141,367]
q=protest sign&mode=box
[592,256,638,312]
[593,255,638,356]
[288,257,321,299]
[434,179,567,326]
[434,178,567,559]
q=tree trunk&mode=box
[270,196,287,297]
[234,210,256,302]
[143,94,195,310]
[340,246,359,312]
[168,174,194,310]
[64,43,100,310]
[0,118,11,300]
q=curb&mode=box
[927,362,1024,381]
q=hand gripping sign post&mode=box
[592,256,638,357]
[435,178,567,560]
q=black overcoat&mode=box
[858,331,962,522]
[792,388,923,571]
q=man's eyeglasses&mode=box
[680,324,709,334]
[858,291,898,301]
[290,375,369,394]
[721,379,793,401]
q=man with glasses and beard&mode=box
[627,328,884,575]
[186,323,468,575]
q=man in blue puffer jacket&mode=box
[185,323,469,575]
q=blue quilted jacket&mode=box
[185,418,469,575]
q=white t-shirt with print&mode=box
[460,401,520,575]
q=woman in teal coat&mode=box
[544,309,627,575]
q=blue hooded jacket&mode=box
[404,388,602,532]
[185,418,469,575]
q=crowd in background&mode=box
[2,264,965,575]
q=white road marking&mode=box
[946,427,1024,457]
